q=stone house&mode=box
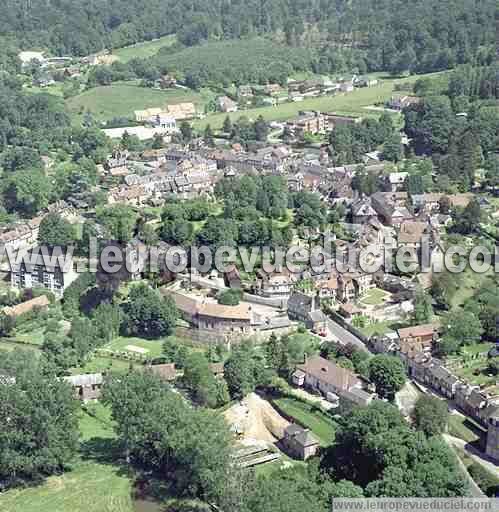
[371,192,413,227]
[217,96,238,113]
[282,424,320,460]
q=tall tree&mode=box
[0,354,79,489]
[368,355,406,400]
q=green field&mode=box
[273,397,337,446]
[66,83,214,123]
[114,35,176,62]
[70,355,132,376]
[0,403,134,512]
[194,72,443,130]
[103,336,165,358]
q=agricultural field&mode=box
[114,35,176,63]
[0,403,134,512]
[272,397,337,446]
[66,83,214,123]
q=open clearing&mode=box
[0,403,134,512]
[114,35,176,62]
[103,336,164,358]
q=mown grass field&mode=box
[273,397,337,446]
[0,403,134,512]
[103,335,165,358]
[66,83,214,123]
[114,35,176,62]
[194,72,444,130]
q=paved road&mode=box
[326,318,369,352]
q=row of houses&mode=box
[0,201,76,255]
[371,330,499,463]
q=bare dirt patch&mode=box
[224,392,290,444]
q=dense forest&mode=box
[0,0,495,77]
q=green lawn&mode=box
[194,72,444,130]
[103,336,165,358]
[114,35,176,62]
[359,288,389,306]
[0,404,134,512]
[70,356,132,376]
[448,414,485,444]
[451,357,496,388]
[461,343,494,357]
[273,397,336,446]
[66,83,214,123]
